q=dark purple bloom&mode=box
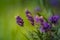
[40,22,51,32]
[49,15,59,24]
[25,9,32,16]
[42,22,51,29]
[25,10,34,26]
[49,0,59,7]
[16,16,24,26]
[28,16,34,25]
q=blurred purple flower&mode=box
[49,15,59,24]
[40,22,51,32]
[28,16,34,25]
[39,16,44,23]
[25,9,32,16]
[34,6,41,12]
[40,27,45,32]
[34,15,40,23]
[49,0,59,7]
[34,15,44,23]
[16,16,24,26]
[25,9,34,26]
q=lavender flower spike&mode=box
[16,16,24,26]
[25,9,34,26]
[34,15,40,23]
[34,15,44,23]
[40,22,51,32]
[49,15,59,24]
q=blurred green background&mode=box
[0,0,42,40]
[0,0,53,40]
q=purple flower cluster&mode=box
[34,15,44,23]
[49,15,59,24]
[40,15,60,32]
[16,7,60,33]
[40,22,51,32]
[16,16,24,26]
[25,10,34,26]
[34,15,52,32]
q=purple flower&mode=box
[40,27,45,32]
[34,15,40,23]
[49,0,59,7]
[39,16,44,23]
[34,6,41,12]
[40,22,51,32]
[49,15,59,24]
[25,9,32,16]
[25,10,34,26]
[28,16,34,25]
[34,15,44,23]
[16,16,24,26]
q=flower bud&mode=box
[49,15,59,24]
[16,16,24,26]
[40,22,51,32]
[25,9,34,26]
